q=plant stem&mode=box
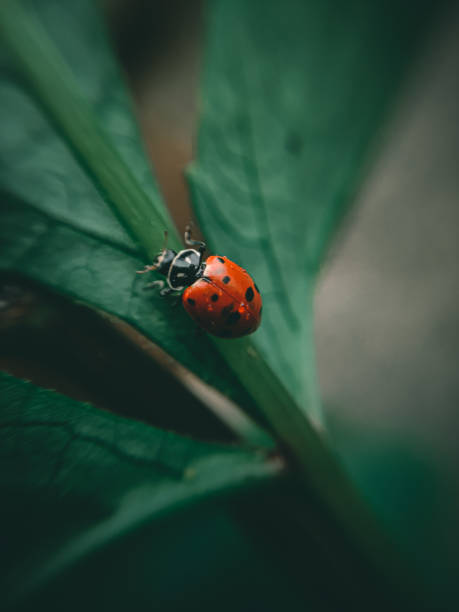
[0,0,182,261]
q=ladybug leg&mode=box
[143,279,165,292]
[137,264,157,274]
[170,293,182,307]
[142,280,180,301]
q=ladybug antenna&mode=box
[162,230,169,251]
[184,222,206,254]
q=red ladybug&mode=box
[138,226,262,338]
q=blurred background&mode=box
[315,4,459,598]
[102,0,459,603]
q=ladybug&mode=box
[138,225,262,338]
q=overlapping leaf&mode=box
[189,0,439,422]
[0,0,260,417]
[0,372,286,611]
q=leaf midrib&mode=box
[238,57,301,332]
[0,0,182,261]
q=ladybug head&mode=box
[152,249,176,275]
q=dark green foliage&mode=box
[0,0,261,417]
[0,373,285,611]
[0,374,424,612]
[0,0,450,609]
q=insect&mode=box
[138,225,262,338]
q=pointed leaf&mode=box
[0,0,262,419]
[0,372,280,609]
[189,0,441,423]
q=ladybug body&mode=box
[139,227,262,339]
[183,255,262,338]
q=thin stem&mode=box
[0,0,182,261]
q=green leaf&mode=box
[0,372,427,612]
[0,0,264,424]
[0,2,380,553]
[0,0,177,256]
[0,372,282,610]
[0,0,319,456]
[188,0,441,424]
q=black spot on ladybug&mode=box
[227,311,241,325]
[223,276,230,284]
[211,293,219,302]
[187,298,196,306]
[254,283,260,294]
[245,287,254,302]
[217,257,225,263]
[221,304,234,317]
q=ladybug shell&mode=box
[182,255,262,338]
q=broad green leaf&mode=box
[0,0,174,254]
[0,372,286,611]
[0,0,264,423]
[188,0,442,424]
[0,373,425,612]
[0,0,379,543]
[0,0,360,543]
[0,0,323,457]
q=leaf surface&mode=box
[1,372,421,612]
[0,0,262,420]
[0,372,281,610]
[189,0,440,422]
